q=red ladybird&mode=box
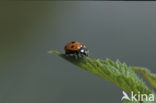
[64,41,89,57]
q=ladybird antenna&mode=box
[87,50,94,58]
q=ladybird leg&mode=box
[76,51,80,59]
[65,50,71,55]
[84,50,89,57]
[79,52,82,57]
[65,51,69,57]
[80,54,83,58]
[71,51,76,59]
[84,52,87,57]
[79,51,83,58]
[81,51,86,57]
[82,53,85,57]
[78,53,82,58]
[73,53,76,59]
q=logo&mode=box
[121,91,130,101]
[121,91,155,102]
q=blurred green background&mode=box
[0,1,156,103]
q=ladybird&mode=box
[64,41,89,57]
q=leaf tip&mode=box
[48,50,60,55]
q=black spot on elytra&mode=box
[71,41,75,43]
[71,45,74,48]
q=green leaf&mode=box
[132,67,156,92]
[123,99,139,103]
[49,51,151,96]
